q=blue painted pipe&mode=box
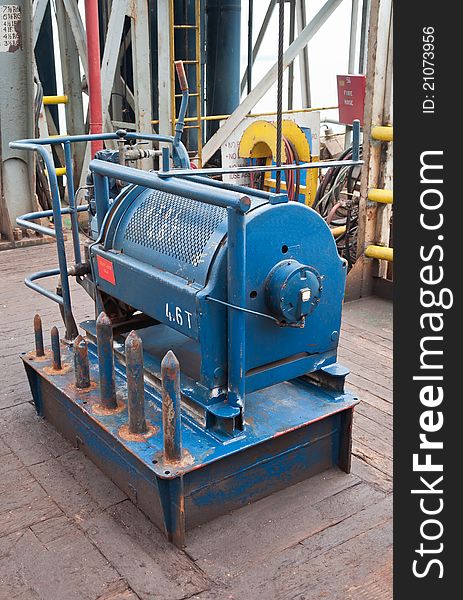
[89,159,251,213]
[16,205,88,239]
[174,90,189,151]
[93,173,110,232]
[26,270,65,305]
[9,141,75,338]
[10,131,190,341]
[11,132,190,168]
[181,173,273,199]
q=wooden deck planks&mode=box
[0,242,393,599]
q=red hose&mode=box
[85,0,104,156]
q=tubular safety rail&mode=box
[10,130,190,339]
[368,188,393,204]
[43,95,69,105]
[365,245,393,262]
[371,125,393,142]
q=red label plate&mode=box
[97,255,116,285]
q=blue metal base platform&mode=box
[21,328,359,547]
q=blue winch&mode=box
[10,65,362,546]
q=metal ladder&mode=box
[169,0,203,166]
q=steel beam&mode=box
[32,0,50,48]
[56,0,86,188]
[358,0,370,73]
[129,0,153,136]
[295,0,311,107]
[157,0,173,136]
[348,0,359,73]
[101,0,129,127]
[62,0,88,75]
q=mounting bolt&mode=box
[125,331,148,435]
[161,350,182,463]
[74,335,90,389]
[96,312,117,409]
[34,314,44,357]
[50,326,62,370]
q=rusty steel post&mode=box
[125,331,147,434]
[74,335,90,389]
[34,314,44,357]
[96,312,117,409]
[50,326,62,370]
[161,351,182,462]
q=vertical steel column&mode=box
[84,0,104,156]
[162,351,182,462]
[247,0,253,95]
[288,0,296,110]
[93,173,110,232]
[96,312,117,409]
[205,0,241,140]
[125,331,147,434]
[157,0,172,137]
[64,141,82,264]
[55,0,86,186]
[295,0,310,107]
[227,206,247,427]
[348,0,359,73]
[358,0,370,73]
[0,0,35,238]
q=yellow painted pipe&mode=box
[365,245,393,261]
[371,126,393,142]
[44,167,67,177]
[368,188,393,204]
[43,95,69,105]
[151,106,338,125]
[331,225,347,237]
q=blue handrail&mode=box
[10,131,190,339]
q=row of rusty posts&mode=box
[33,312,182,462]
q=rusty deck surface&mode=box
[0,242,393,600]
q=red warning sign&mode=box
[337,74,366,126]
[97,255,116,285]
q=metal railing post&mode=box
[227,204,248,428]
[64,141,82,264]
